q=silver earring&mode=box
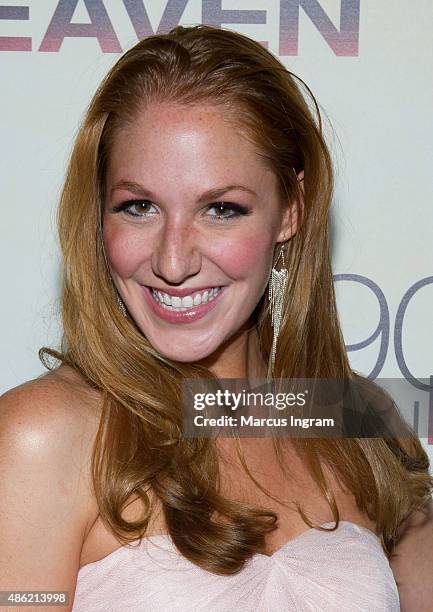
[117,293,127,318]
[268,243,288,372]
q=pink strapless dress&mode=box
[72,521,400,611]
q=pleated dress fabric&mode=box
[72,521,400,611]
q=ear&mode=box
[276,170,304,243]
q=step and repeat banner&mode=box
[1,1,432,461]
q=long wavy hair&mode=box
[40,24,432,574]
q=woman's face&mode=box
[102,102,298,364]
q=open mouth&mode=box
[150,286,222,312]
[141,285,226,324]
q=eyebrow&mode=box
[109,180,257,203]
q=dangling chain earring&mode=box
[99,237,128,319]
[268,242,288,372]
[116,292,127,318]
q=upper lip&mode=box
[146,285,222,298]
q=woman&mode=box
[1,24,432,611]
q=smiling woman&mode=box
[1,23,432,612]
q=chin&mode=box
[146,341,218,365]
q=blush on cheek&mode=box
[219,239,271,278]
[103,227,150,279]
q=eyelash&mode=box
[111,200,251,222]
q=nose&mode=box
[151,220,202,285]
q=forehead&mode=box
[111,101,245,147]
[105,102,277,193]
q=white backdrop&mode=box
[1,0,432,462]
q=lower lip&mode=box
[141,286,226,324]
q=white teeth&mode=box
[151,286,221,311]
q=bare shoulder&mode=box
[2,362,102,412]
[389,498,433,611]
[0,364,102,489]
[0,363,103,525]
[0,364,103,594]
[1,363,102,439]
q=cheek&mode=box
[217,232,273,280]
[103,224,151,278]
